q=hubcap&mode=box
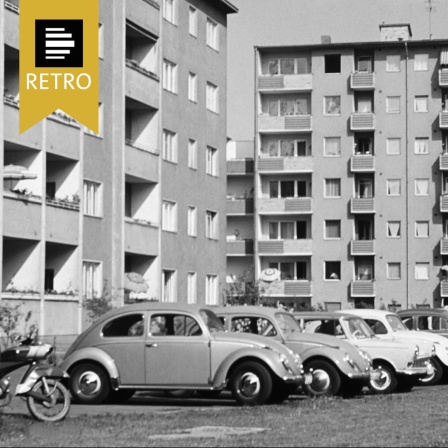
[371,368,391,390]
[420,361,436,383]
[78,371,101,396]
[311,369,331,392]
[239,372,261,398]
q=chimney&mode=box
[379,23,412,41]
[321,35,331,44]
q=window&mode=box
[267,58,310,75]
[188,72,197,102]
[357,179,373,198]
[269,262,308,280]
[103,314,145,337]
[269,221,306,240]
[263,139,309,157]
[162,200,177,232]
[189,6,197,37]
[414,54,428,71]
[387,263,401,280]
[387,221,401,238]
[187,272,197,304]
[163,0,176,24]
[188,206,197,237]
[150,314,203,336]
[356,95,372,113]
[415,221,429,238]
[324,96,341,115]
[415,138,429,154]
[387,138,401,155]
[98,23,104,59]
[415,263,429,280]
[162,269,176,302]
[206,274,219,305]
[83,261,102,299]
[357,56,372,73]
[206,82,219,113]
[162,129,177,163]
[325,220,341,239]
[355,261,373,280]
[414,96,428,113]
[325,261,341,280]
[324,137,341,156]
[162,59,177,93]
[386,96,400,113]
[206,210,218,239]
[387,179,401,196]
[206,18,219,51]
[355,137,372,154]
[269,180,308,198]
[415,179,429,196]
[83,180,102,216]
[206,146,218,176]
[268,98,310,116]
[324,54,341,73]
[84,102,103,137]
[324,179,341,198]
[386,54,400,72]
[188,139,197,169]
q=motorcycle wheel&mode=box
[27,379,71,422]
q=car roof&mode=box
[293,311,361,319]
[213,305,288,318]
[397,308,448,317]
[340,309,396,318]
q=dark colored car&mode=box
[398,309,448,339]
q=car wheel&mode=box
[70,363,110,405]
[107,389,135,404]
[369,363,397,394]
[419,358,444,386]
[303,360,341,397]
[229,361,273,406]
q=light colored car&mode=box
[60,303,305,406]
[341,309,445,386]
[214,306,374,398]
[295,312,433,394]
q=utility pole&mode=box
[426,0,437,40]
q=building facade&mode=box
[1,0,236,337]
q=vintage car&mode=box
[340,309,444,386]
[60,303,306,406]
[295,312,434,394]
[214,306,374,398]
[398,308,448,339]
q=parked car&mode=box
[60,303,306,406]
[214,306,374,398]
[342,309,446,386]
[398,308,448,339]
[295,312,433,394]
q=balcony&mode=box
[126,0,160,36]
[441,280,448,297]
[351,280,375,297]
[126,60,159,110]
[350,155,375,172]
[226,198,254,215]
[258,156,313,173]
[3,193,41,240]
[258,115,312,133]
[226,239,254,256]
[266,280,312,297]
[350,72,375,90]
[351,197,375,214]
[258,197,313,214]
[440,196,448,213]
[440,238,448,255]
[4,1,19,49]
[125,142,159,183]
[439,69,448,87]
[439,111,448,129]
[46,203,79,245]
[227,159,254,175]
[46,117,80,160]
[258,239,312,255]
[351,240,375,256]
[125,219,158,256]
[350,113,375,131]
[257,74,312,92]
[440,154,448,170]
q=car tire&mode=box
[70,363,110,405]
[303,360,341,397]
[419,358,444,386]
[229,361,273,406]
[369,363,397,394]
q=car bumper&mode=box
[346,371,371,380]
[396,358,434,379]
[281,372,312,386]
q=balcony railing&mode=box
[351,280,375,297]
[350,72,375,90]
[350,155,375,172]
[226,198,254,215]
[440,111,448,129]
[257,74,313,92]
[441,280,448,297]
[351,197,375,214]
[226,239,254,256]
[227,159,254,175]
[350,113,375,131]
[266,280,312,297]
[439,69,448,87]
[351,240,375,256]
[440,238,448,255]
[5,1,19,14]
[258,239,312,255]
[258,197,313,214]
[258,156,313,173]
[258,114,312,132]
[440,154,448,170]
[440,196,448,213]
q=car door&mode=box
[145,312,211,386]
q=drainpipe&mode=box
[405,41,410,309]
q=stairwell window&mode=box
[163,0,176,25]
[206,18,219,51]
[205,274,219,305]
[188,272,197,304]
[188,72,197,102]
[188,206,197,237]
[162,129,177,163]
[83,261,102,299]
[162,270,176,302]
[206,82,219,113]
[206,210,218,239]
[189,6,197,37]
[83,180,102,217]
[188,139,197,169]
[163,59,177,93]
[162,200,177,232]
[206,146,218,176]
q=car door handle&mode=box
[147,343,158,348]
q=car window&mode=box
[386,315,408,331]
[417,316,429,330]
[401,317,414,330]
[231,317,277,336]
[199,309,225,333]
[102,314,145,337]
[303,320,321,333]
[150,313,202,336]
[275,313,301,336]
[365,318,388,335]
[344,318,373,339]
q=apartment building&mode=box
[0,0,237,336]
[226,24,448,311]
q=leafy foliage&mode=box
[83,281,115,322]
[0,302,37,350]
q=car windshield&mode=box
[386,314,408,332]
[275,313,302,336]
[199,309,225,333]
[344,318,374,339]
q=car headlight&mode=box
[432,344,436,357]
[414,345,420,359]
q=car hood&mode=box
[286,332,349,349]
[395,330,448,348]
[212,331,291,354]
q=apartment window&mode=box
[83,180,102,217]
[206,82,219,113]
[98,23,104,59]
[162,59,177,93]
[205,274,219,305]
[386,96,400,113]
[206,18,219,51]
[188,206,197,237]
[324,54,341,73]
[83,261,102,299]
[325,220,341,239]
[162,200,177,232]
[267,58,310,75]
[355,261,373,280]
[268,98,309,116]
[206,210,218,239]
[269,262,308,281]
[415,179,429,196]
[269,221,301,240]
[387,179,401,196]
[269,180,307,198]
[188,72,197,102]
[188,139,197,169]
[162,129,177,163]
[265,139,310,157]
[84,102,103,137]
[324,96,341,115]
[162,269,176,302]
[387,221,401,238]
[387,263,401,280]
[387,138,401,155]
[325,261,341,280]
[324,137,341,156]
[206,146,218,176]
[187,272,197,304]
[414,96,428,113]
[189,6,197,37]
[163,0,176,24]
[415,221,429,238]
[415,138,429,154]
[415,263,429,280]
[324,179,341,198]
[414,54,429,71]
[386,54,400,72]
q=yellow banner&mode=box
[20,0,98,134]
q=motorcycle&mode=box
[0,335,71,422]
